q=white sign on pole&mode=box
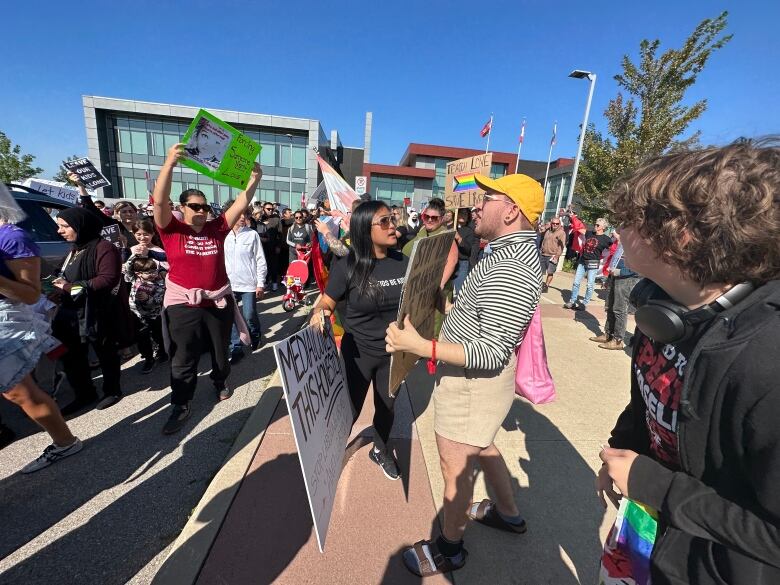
[23,179,85,205]
[354,175,367,196]
[273,321,353,552]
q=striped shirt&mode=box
[440,230,541,371]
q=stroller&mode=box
[281,246,313,312]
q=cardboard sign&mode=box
[63,158,111,190]
[273,321,353,553]
[23,179,81,205]
[181,109,261,190]
[389,230,456,396]
[444,153,493,209]
[101,224,122,248]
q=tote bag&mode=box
[514,306,556,404]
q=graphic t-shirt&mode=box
[287,223,312,247]
[325,250,408,354]
[579,231,612,266]
[0,224,39,299]
[157,215,230,290]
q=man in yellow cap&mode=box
[386,173,543,577]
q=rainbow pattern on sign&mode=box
[453,173,478,192]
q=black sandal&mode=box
[468,499,527,534]
[402,539,468,577]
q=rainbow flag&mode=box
[453,173,478,192]
[599,499,658,585]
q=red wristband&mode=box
[427,339,437,375]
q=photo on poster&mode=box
[184,117,231,171]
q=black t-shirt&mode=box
[325,250,409,354]
[579,231,612,265]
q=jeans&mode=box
[605,276,640,341]
[453,259,471,296]
[231,291,261,352]
[570,263,599,306]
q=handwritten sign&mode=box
[181,109,260,190]
[273,321,353,553]
[444,153,493,209]
[389,230,455,396]
[63,158,111,190]
[23,179,81,205]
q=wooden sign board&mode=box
[444,153,493,209]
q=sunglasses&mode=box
[421,213,441,222]
[294,215,303,219]
[372,215,397,229]
[184,203,211,213]
[550,222,561,226]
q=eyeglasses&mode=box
[294,215,303,219]
[474,193,514,214]
[372,215,397,229]
[184,203,211,213]
[421,213,441,222]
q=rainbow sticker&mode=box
[453,173,478,192]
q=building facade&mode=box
[82,96,349,206]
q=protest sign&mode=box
[181,109,261,190]
[354,176,367,195]
[273,321,352,553]
[444,153,493,209]
[101,224,122,248]
[389,230,455,396]
[63,158,111,190]
[23,179,81,205]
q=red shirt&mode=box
[157,215,231,290]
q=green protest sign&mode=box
[181,109,261,190]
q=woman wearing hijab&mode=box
[52,207,123,414]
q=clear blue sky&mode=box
[3,1,777,178]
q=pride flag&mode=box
[453,173,478,192]
[599,499,658,585]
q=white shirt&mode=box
[224,226,268,293]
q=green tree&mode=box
[52,155,81,183]
[0,131,43,183]
[576,12,732,222]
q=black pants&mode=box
[340,333,395,446]
[166,302,234,406]
[135,314,165,360]
[52,315,121,401]
[262,243,279,285]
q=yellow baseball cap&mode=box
[474,173,544,225]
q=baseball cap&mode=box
[473,173,544,225]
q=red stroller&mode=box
[281,246,313,312]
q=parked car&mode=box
[7,183,74,278]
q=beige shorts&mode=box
[433,350,517,448]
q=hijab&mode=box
[58,207,104,249]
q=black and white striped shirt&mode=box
[440,230,541,371]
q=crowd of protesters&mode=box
[2,138,779,584]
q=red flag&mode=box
[480,118,492,137]
[311,233,329,294]
[569,214,587,254]
[602,240,620,276]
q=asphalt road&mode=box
[0,289,312,585]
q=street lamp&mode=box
[285,133,294,210]
[565,69,596,210]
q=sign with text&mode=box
[389,230,455,396]
[23,178,82,205]
[101,224,122,248]
[354,176,367,195]
[273,322,352,552]
[181,109,261,190]
[444,153,493,209]
[63,158,111,190]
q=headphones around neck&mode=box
[630,279,755,344]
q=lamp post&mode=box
[285,133,294,210]
[566,69,596,210]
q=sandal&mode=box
[402,539,468,577]
[468,499,527,534]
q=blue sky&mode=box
[3,1,777,178]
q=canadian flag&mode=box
[480,118,492,138]
[569,213,587,254]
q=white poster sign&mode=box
[23,178,85,205]
[273,321,353,552]
[354,175,367,196]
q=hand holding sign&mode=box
[164,143,186,168]
[385,315,426,355]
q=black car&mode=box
[7,183,75,278]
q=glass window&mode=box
[291,146,306,170]
[164,133,179,151]
[129,118,146,130]
[122,177,136,198]
[152,133,165,156]
[170,181,183,197]
[490,163,507,179]
[134,178,148,197]
[279,144,291,168]
[130,131,148,155]
[118,129,132,153]
[260,144,276,166]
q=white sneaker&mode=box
[21,438,83,474]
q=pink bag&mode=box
[514,306,557,404]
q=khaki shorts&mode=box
[433,350,517,448]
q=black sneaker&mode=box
[162,403,191,435]
[141,357,156,374]
[216,383,233,401]
[251,338,262,351]
[229,350,245,365]
[368,445,400,480]
[96,394,122,410]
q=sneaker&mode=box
[96,394,122,410]
[162,403,191,435]
[20,438,83,474]
[541,283,549,293]
[229,350,245,365]
[368,445,400,480]
[141,357,156,374]
[573,302,586,311]
[589,334,611,343]
[216,383,233,401]
[251,338,262,351]
[563,301,576,310]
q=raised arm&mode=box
[154,144,184,230]
[224,163,263,229]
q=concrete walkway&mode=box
[154,272,634,584]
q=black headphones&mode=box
[630,278,755,344]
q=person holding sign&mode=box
[310,201,408,480]
[153,144,262,435]
[386,174,543,577]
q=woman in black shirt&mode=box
[310,201,408,480]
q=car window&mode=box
[16,200,64,243]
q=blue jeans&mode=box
[453,259,471,296]
[230,291,261,352]
[570,263,598,306]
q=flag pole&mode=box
[541,123,557,222]
[485,114,493,154]
[514,119,526,173]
